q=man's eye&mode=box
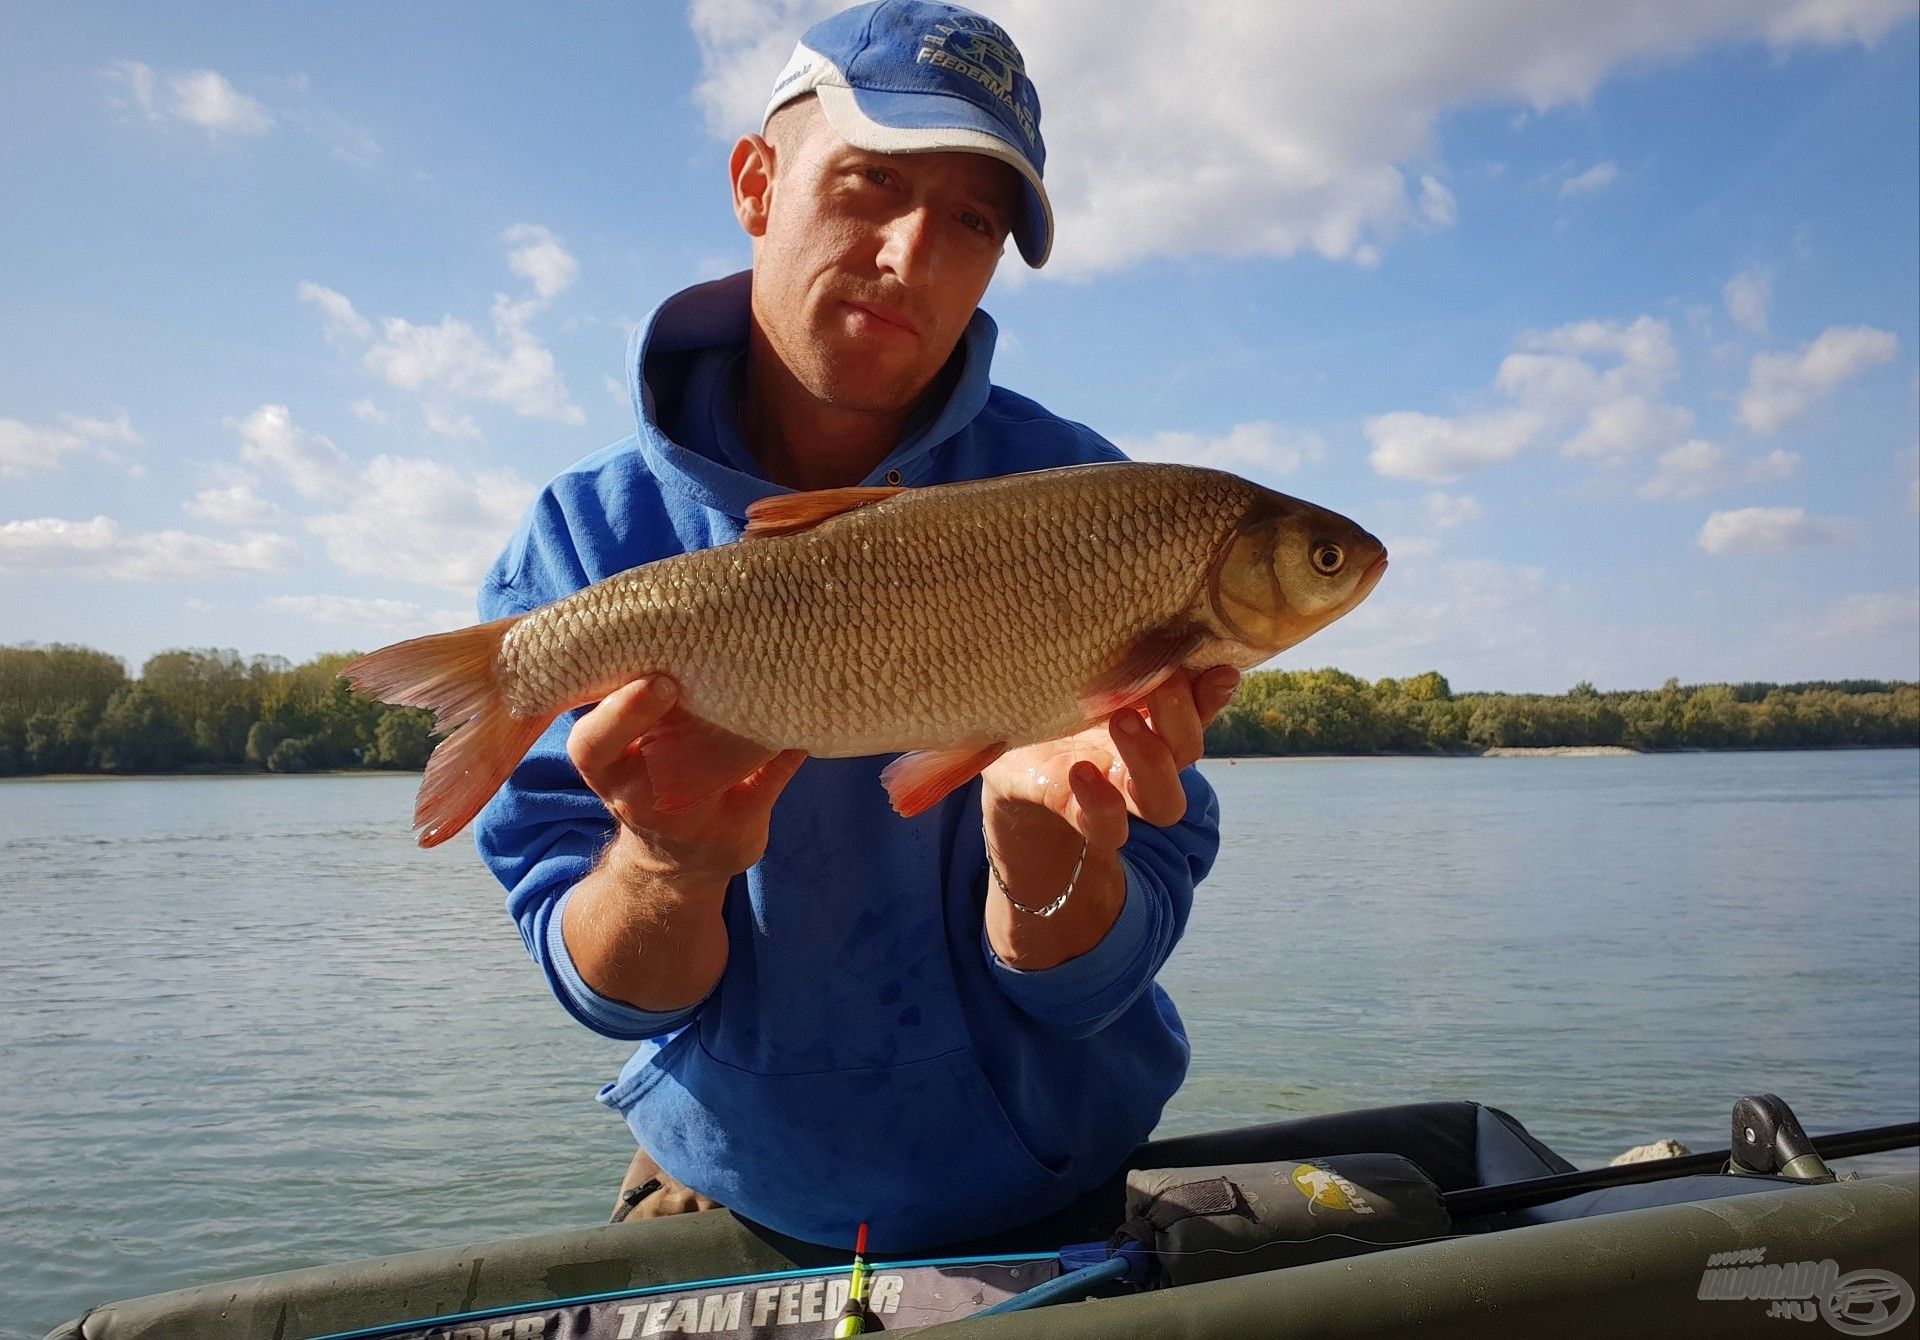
[863,167,891,187]
[960,211,992,236]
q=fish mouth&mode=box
[1355,553,1389,602]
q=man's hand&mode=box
[981,665,1241,849]
[567,674,807,881]
[976,665,1239,970]
[563,674,807,1014]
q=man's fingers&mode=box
[1198,666,1241,726]
[1140,671,1206,768]
[1067,760,1131,851]
[1108,708,1187,826]
[568,675,679,783]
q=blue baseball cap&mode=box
[762,0,1053,267]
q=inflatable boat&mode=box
[46,1095,1919,1339]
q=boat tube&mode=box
[45,1098,1919,1339]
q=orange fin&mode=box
[881,741,1007,818]
[743,485,907,539]
[341,616,551,848]
[638,714,782,813]
[1077,625,1208,720]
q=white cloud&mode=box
[1369,314,1694,482]
[604,374,629,407]
[1424,492,1484,529]
[349,399,387,423]
[1115,421,1326,479]
[263,595,471,636]
[104,61,273,137]
[1366,409,1544,484]
[1723,267,1773,334]
[1638,440,1799,501]
[1811,588,1919,640]
[298,281,584,425]
[0,516,293,580]
[170,69,274,136]
[230,403,350,499]
[421,404,483,441]
[215,404,538,592]
[1738,325,1898,432]
[1559,161,1619,198]
[1811,588,1920,640]
[1696,505,1855,555]
[185,483,285,527]
[1,410,143,477]
[689,0,1910,277]
[502,224,579,300]
[1417,175,1457,227]
[305,455,537,590]
[299,281,374,344]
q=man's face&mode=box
[740,100,1019,415]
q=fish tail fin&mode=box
[342,615,550,848]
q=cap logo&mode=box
[917,17,1038,149]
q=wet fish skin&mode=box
[343,462,1386,846]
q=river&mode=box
[3,750,1916,1337]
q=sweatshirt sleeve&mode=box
[982,765,1218,1039]
[472,573,708,1043]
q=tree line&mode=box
[0,644,433,776]
[1205,668,1919,755]
[0,643,1914,778]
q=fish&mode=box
[342,462,1387,847]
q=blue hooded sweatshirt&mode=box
[474,273,1220,1253]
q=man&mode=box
[475,0,1240,1253]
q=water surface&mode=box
[2,751,1915,1337]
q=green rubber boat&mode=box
[46,1098,1920,1339]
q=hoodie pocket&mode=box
[606,1037,1075,1251]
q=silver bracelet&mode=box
[986,840,1088,918]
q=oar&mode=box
[1445,1119,1919,1218]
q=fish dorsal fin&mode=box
[743,486,907,539]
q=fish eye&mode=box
[1311,542,1345,576]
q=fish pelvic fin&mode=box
[341,616,550,848]
[636,713,783,814]
[742,485,907,539]
[881,741,1008,818]
[1077,624,1208,720]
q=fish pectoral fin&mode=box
[881,742,1008,819]
[1077,624,1208,720]
[742,486,908,539]
[637,715,783,813]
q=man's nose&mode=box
[874,206,938,288]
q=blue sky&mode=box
[2,1,1916,691]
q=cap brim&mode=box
[813,81,1053,268]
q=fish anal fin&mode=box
[1077,625,1208,721]
[743,486,907,539]
[881,741,1008,818]
[638,714,783,813]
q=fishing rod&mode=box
[1446,1106,1920,1218]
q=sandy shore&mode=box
[1480,745,1640,758]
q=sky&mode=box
[1,0,1916,692]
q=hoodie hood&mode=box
[623,270,1001,518]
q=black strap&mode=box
[1109,1176,1247,1251]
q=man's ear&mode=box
[731,134,775,239]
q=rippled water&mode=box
[4,751,1917,1337]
